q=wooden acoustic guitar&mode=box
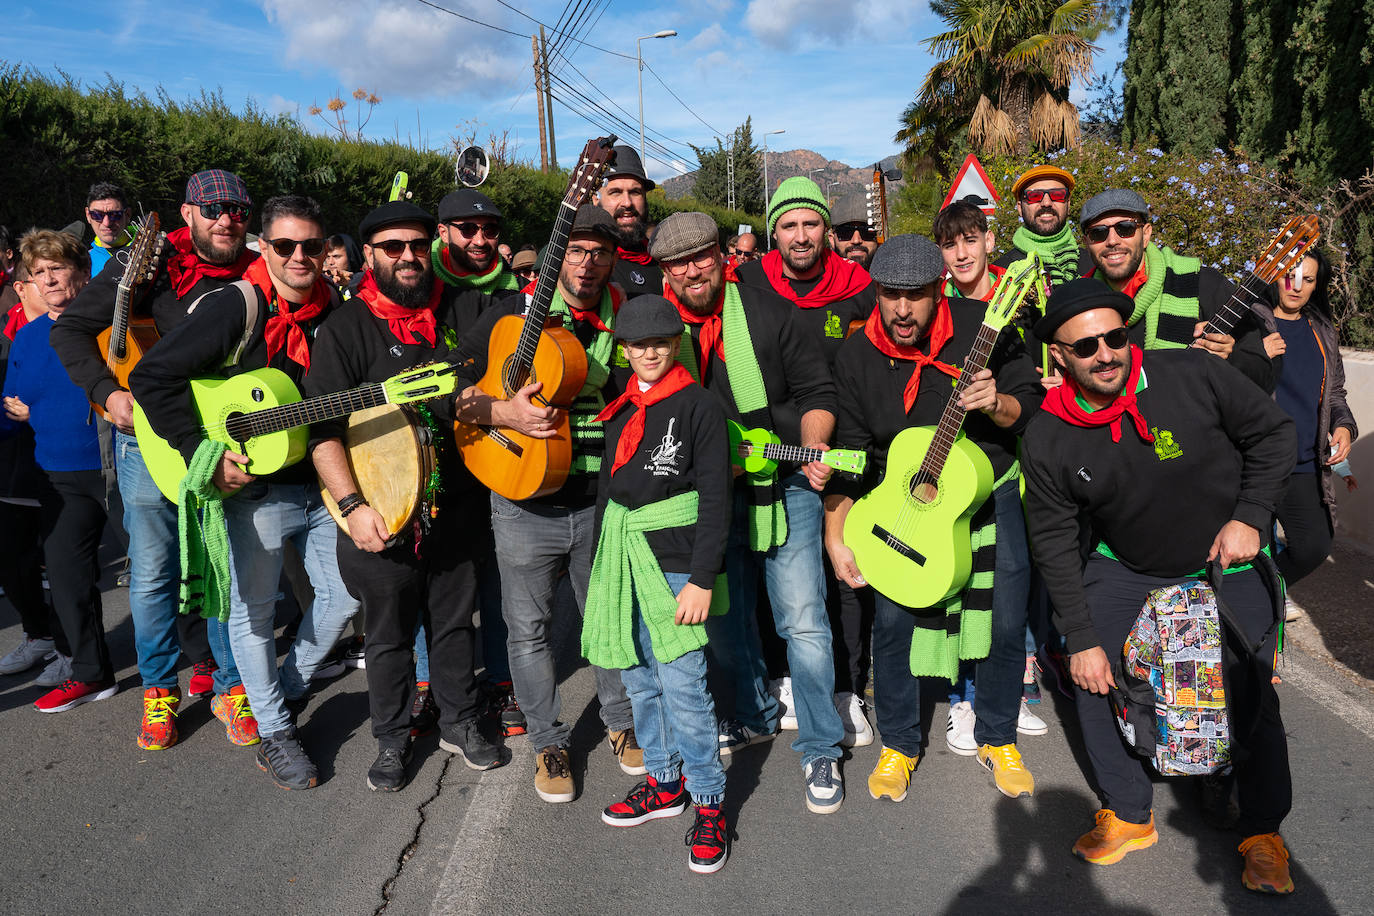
[455,135,618,501]
[1198,214,1320,338]
[93,212,164,418]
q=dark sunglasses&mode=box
[446,221,500,240]
[372,238,431,258]
[1021,188,1069,204]
[1085,220,1142,244]
[834,223,877,242]
[87,207,128,223]
[199,202,251,223]
[261,237,327,258]
[1057,326,1131,359]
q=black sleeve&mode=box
[1200,268,1275,393]
[1204,354,1297,532]
[687,394,732,588]
[775,303,837,417]
[990,325,1044,436]
[591,424,614,551]
[50,258,124,407]
[828,346,875,502]
[304,313,369,448]
[453,299,520,389]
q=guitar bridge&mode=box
[871,525,926,566]
[480,425,524,456]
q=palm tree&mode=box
[897,0,1102,173]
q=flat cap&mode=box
[438,189,502,222]
[829,191,874,229]
[186,169,251,206]
[867,234,943,290]
[603,144,656,192]
[614,294,682,342]
[649,211,720,263]
[511,249,536,271]
[358,201,436,243]
[1079,188,1149,227]
[1032,277,1135,343]
[570,204,620,244]
[1011,165,1075,198]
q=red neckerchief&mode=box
[163,226,256,299]
[355,270,441,346]
[441,246,501,281]
[759,248,871,309]
[662,263,739,369]
[518,281,624,333]
[1087,264,1149,298]
[4,302,29,342]
[862,298,960,413]
[1040,344,1154,444]
[594,363,695,473]
[942,263,1006,304]
[242,257,330,372]
[617,246,653,266]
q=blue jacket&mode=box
[1,313,102,472]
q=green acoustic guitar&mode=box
[727,420,866,477]
[843,256,1041,608]
[133,363,457,502]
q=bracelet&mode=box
[337,493,367,516]
[340,498,369,518]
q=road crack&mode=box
[374,755,459,915]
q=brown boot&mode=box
[608,727,646,775]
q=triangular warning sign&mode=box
[941,154,1001,214]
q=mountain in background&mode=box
[662,149,901,203]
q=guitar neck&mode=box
[1201,271,1268,337]
[108,283,133,362]
[510,199,580,389]
[224,383,388,441]
[741,441,826,465]
[915,321,1000,483]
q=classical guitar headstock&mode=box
[118,212,164,292]
[984,253,1044,332]
[566,135,619,208]
[1253,215,1321,285]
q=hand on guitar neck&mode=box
[1190,320,1235,359]
[456,380,564,439]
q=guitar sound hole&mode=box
[500,354,535,398]
[909,479,938,505]
[224,411,249,443]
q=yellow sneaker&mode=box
[867,747,918,802]
[977,743,1034,798]
[1073,809,1158,865]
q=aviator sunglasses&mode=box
[1057,326,1131,359]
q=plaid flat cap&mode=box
[185,169,252,206]
[648,211,719,263]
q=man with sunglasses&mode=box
[132,195,360,790]
[1021,279,1297,893]
[53,168,257,752]
[452,204,641,804]
[84,182,136,278]
[993,166,1091,290]
[597,145,663,299]
[828,192,880,269]
[1079,189,1275,393]
[430,189,521,300]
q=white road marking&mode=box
[429,743,530,915]
[1283,645,1374,741]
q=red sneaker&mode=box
[601,776,689,827]
[685,805,729,874]
[34,678,118,713]
[188,660,218,698]
[211,685,261,746]
[138,687,181,750]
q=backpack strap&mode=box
[1205,552,1284,657]
[223,279,260,369]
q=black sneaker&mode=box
[439,719,504,770]
[601,777,689,827]
[1199,770,1240,830]
[488,680,527,737]
[255,727,319,791]
[409,682,438,738]
[367,743,412,792]
[684,804,729,874]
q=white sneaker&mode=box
[0,634,57,675]
[835,691,875,747]
[803,757,844,814]
[1016,699,1048,736]
[1284,597,1304,622]
[35,653,73,688]
[945,700,978,756]
[769,676,797,730]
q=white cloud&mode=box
[742,0,924,49]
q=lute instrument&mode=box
[94,212,164,418]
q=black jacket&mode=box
[612,258,664,300]
[735,258,876,366]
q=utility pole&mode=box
[532,34,548,172]
[540,26,556,168]
[726,135,736,211]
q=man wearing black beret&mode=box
[1020,278,1298,892]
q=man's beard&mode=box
[1095,242,1146,283]
[673,273,723,315]
[448,242,495,273]
[1067,346,1132,399]
[781,243,823,276]
[612,209,647,248]
[191,222,246,266]
[841,244,871,267]
[374,260,435,308]
[1026,206,1068,237]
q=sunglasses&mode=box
[1021,188,1070,204]
[834,223,877,242]
[261,237,327,258]
[1085,220,1142,244]
[1057,326,1131,359]
[87,207,129,223]
[372,238,431,258]
[199,202,251,223]
[446,221,501,240]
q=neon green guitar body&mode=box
[843,426,994,608]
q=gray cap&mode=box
[649,211,719,263]
[1079,188,1149,227]
[570,204,620,244]
[829,191,874,229]
[438,189,502,222]
[604,144,657,192]
[614,294,682,342]
[867,234,943,290]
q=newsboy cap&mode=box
[648,211,720,263]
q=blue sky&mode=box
[1,0,1126,183]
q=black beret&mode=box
[1033,277,1135,343]
[358,201,436,243]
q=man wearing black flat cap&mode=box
[1021,278,1297,889]
[308,200,508,793]
[597,144,664,299]
[431,189,521,299]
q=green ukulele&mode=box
[134,363,458,502]
[727,420,867,477]
[843,256,1040,608]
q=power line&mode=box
[485,0,636,58]
[556,54,698,155]
[642,61,726,139]
[544,69,684,166]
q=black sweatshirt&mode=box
[52,252,240,410]
[612,258,664,300]
[1020,348,1295,655]
[829,296,1043,502]
[129,280,339,485]
[594,381,731,588]
[735,258,876,366]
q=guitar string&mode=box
[196,383,387,441]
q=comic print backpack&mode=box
[1108,553,1283,776]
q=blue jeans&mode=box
[414,623,430,684]
[871,590,924,757]
[223,481,360,735]
[490,493,632,750]
[619,572,725,807]
[972,480,1031,747]
[706,475,843,765]
[115,430,237,692]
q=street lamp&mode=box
[808,167,825,184]
[637,30,677,169]
[762,128,785,248]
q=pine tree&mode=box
[689,117,763,214]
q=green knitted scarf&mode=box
[546,286,618,476]
[582,493,728,668]
[1128,243,1202,349]
[429,238,521,293]
[1011,223,1081,288]
[178,440,232,622]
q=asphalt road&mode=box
[2,540,1373,916]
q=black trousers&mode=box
[0,499,65,652]
[336,502,479,749]
[36,470,112,684]
[826,559,874,695]
[1275,471,1333,586]
[1074,554,1291,836]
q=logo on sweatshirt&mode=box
[648,416,682,476]
[824,312,843,338]
[1151,427,1183,461]
[389,344,404,358]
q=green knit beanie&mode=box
[768,176,830,236]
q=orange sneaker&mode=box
[138,687,181,750]
[1072,809,1158,865]
[1239,832,1295,895]
[211,685,261,746]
